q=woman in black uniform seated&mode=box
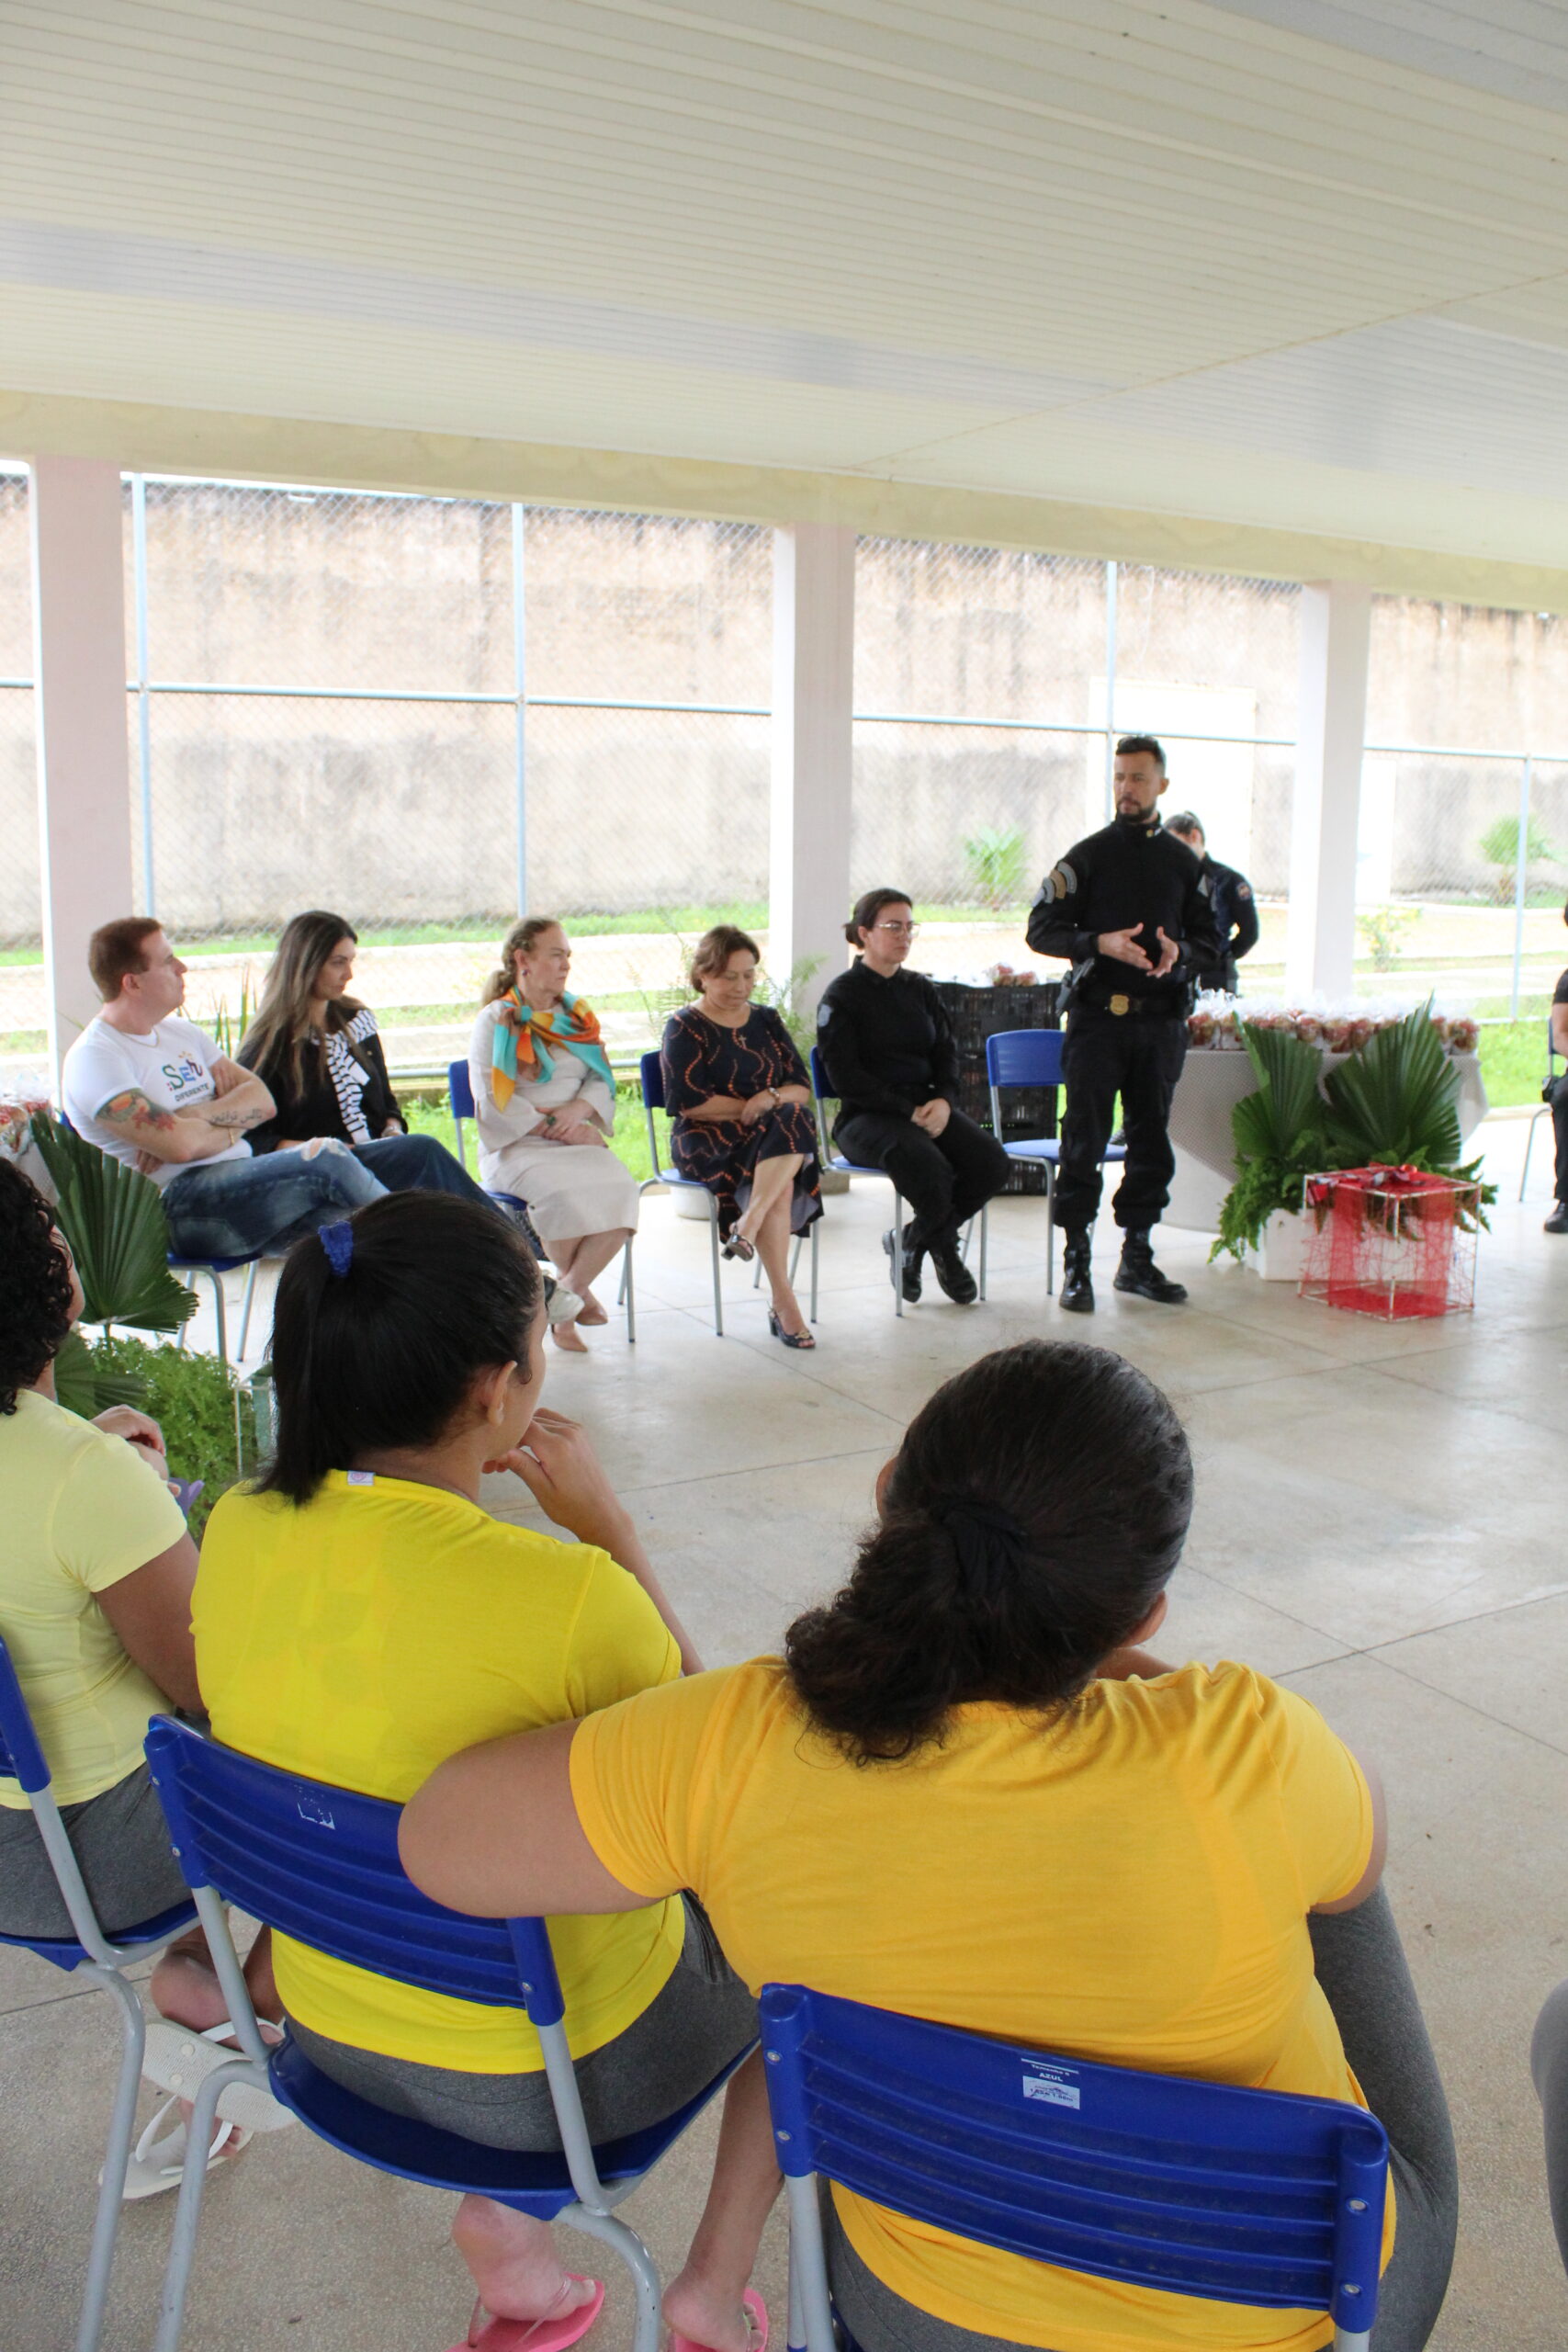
[818,888,1010,1305]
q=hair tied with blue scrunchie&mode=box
[933,1497,1029,1602]
[320,1220,355,1277]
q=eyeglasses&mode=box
[874,921,919,938]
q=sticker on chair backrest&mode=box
[1021,2059,1081,2109]
[296,1788,335,1829]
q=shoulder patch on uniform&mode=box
[1041,861,1076,903]
[816,1001,832,1026]
[1236,882,1253,900]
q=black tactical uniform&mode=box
[1192,855,1260,996]
[1026,816,1221,1305]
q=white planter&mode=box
[1244,1210,1307,1283]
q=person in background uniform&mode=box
[1164,813,1260,997]
[818,888,1010,1305]
[1546,898,1568,1237]
[1026,737,1222,1315]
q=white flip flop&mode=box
[141,2017,295,2135]
[117,2103,250,2201]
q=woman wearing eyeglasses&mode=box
[818,888,1010,1305]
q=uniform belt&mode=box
[1082,991,1183,1018]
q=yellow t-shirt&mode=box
[0,1388,187,1809]
[570,1656,1389,2352]
[194,1471,684,2071]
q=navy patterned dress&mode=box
[660,1004,823,1239]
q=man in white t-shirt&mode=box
[62,919,386,1260]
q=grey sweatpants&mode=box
[827,1890,1458,2352]
[0,1761,190,1939]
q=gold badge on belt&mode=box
[1110,993,1130,1016]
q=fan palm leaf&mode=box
[1322,1005,1461,1170]
[29,1115,196,1332]
[1231,1023,1326,1163]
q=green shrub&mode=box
[64,1337,254,1535]
[962,825,1028,910]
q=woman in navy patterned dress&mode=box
[660,927,822,1349]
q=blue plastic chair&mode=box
[986,1029,1127,1297]
[639,1053,818,1338]
[450,1057,638,1342]
[1518,1019,1562,1202]
[809,1049,985,1317]
[143,1715,752,2352]
[0,1640,197,2352]
[760,1982,1389,2352]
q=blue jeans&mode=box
[162,1134,536,1261]
[162,1143,385,1260]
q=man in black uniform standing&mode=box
[1026,735,1222,1313]
[1546,897,1568,1238]
[1165,811,1260,997]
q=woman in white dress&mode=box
[468,919,639,1352]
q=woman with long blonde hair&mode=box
[468,919,639,1351]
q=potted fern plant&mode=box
[1213,1005,1489,1276]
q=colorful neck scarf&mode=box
[491,988,616,1108]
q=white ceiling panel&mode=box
[7,0,1568,587]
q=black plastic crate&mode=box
[933,980,1062,1196]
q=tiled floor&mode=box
[6,1117,1568,2348]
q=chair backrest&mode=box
[760,1984,1388,2339]
[807,1047,836,1159]
[0,1635,51,1796]
[448,1058,478,1123]
[638,1051,673,1181]
[986,1027,1065,1092]
[144,1716,565,2026]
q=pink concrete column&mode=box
[29,458,134,1090]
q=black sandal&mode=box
[768,1309,816,1350]
[722,1231,755,1261]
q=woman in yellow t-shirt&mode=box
[0,1159,283,2193]
[402,1340,1459,2352]
[193,1191,758,2352]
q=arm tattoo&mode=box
[204,1099,270,1132]
[100,1089,177,1136]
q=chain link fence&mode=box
[852,542,1297,989]
[7,467,1568,1085]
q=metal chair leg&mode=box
[787,2225,807,2352]
[205,1269,230,1367]
[893,1194,903,1320]
[809,1220,818,1322]
[176,1270,194,1351]
[708,1212,725,1337]
[979,1202,988,1299]
[153,2052,265,2352]
[1520,1107,1542,1201]
[785,2172,838,2352]
[236,1260,262,1360]
[73,1963,148,2352]
[1046,1168,1056,1296]
[623,1238,636,1344]
[558,2203,663,2352]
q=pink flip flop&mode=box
[669,2286,768,2352]
[451,2277,605,2352]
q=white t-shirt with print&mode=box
[62,1015,251,1189]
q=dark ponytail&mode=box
[785,1341,1193,1761]
[256,1193,541,1505]
[844,887,912,948]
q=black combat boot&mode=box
[1113,1228,1188,1304]
[1059,1227,1095,1314]
[928,1227,978,1305]
[1546,1201,1568,1235]
[883,1227,923,1302]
